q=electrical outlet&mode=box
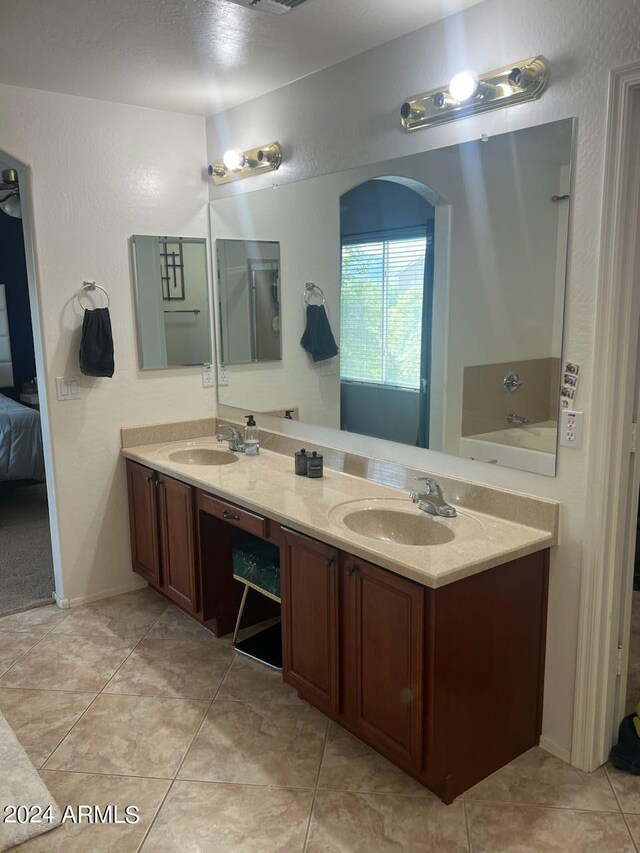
[201,364,215,388]
[217,364,229,386]
[559,409,583,448]
[55,376,82,401]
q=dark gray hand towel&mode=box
[79,307,114,377]
[300,304,339,362]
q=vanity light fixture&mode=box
[400,56,549,131]
[0,169,21,219]
[208,142,283,185]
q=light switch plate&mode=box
[217,364,229,386]
[202,364,215,388]
[56,376,82,401]
[560,409,583,448]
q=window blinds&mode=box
[340,233,427,391]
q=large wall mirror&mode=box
[132,235,212,369]
[211,119,575,476]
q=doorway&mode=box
[0,155,58,616]
[572,67,640,772]
[338,178,435,448]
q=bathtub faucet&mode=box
[507,413,529,425]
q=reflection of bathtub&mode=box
[459,421,557,476]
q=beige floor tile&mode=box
[141,780,312,852]
[0,688,96,767]
[51,589,167,639]
[216,653,303,705]
[146,604,225,642]
[103,637,234,699]
[318,723,429,796]
[0,633,42,675]
[178,700,327,787]
[13,771,169,852]
[44,693,208,778]
[465,747,618,811]
[306,790,468,852]
[606,762,640,814]
[466,802,635,853]
[624,813,640,846]
[0,605,67,635]
[0,634,135,692]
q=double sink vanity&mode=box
[121,418,557,804]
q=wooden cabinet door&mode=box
[157,474,198,613]
[281,528,340,714]
[126,460,160,586]
[342,554,424,769]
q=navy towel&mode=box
[79,307,115,378]
[300,305,339,363]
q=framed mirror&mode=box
[211,119,575,476]
[216,239,281,365]
[131,235,212,369]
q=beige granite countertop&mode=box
[121,436,557,589]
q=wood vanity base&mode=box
[126,460,549,804]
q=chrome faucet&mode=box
[409,477,457,518]
[507,413,530,425]
[216,424,245,452]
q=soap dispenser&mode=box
[244,415,259,456]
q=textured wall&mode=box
[206,0,640,758]
[0,84,212,605]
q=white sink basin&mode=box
[329,498,482,548]
[167,448,238,466]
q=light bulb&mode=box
[449,71,479,102]
[222,149,245,171]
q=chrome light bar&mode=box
[208,142,282,185]
[400,56,550,131]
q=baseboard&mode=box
[55,579,148,610]
[539,735,571,764]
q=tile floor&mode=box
[1,588,640,851]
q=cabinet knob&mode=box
[325,555,335,568]
[345,563,356,576]
[146,475,154,483]
[222,510,241,521]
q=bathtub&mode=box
[459,421,557,476]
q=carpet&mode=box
[0,711,60,850]
[0,484,55,617]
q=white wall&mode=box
[212,179,343,427]
[0,83,212,606]
[206,0,640,759]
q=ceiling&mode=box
[0,0,484,116]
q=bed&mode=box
[0,394,45,482]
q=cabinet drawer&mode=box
[197,490,268,537]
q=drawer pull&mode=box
[345,563,355,576]
[223,510,241,521]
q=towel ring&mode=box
[304,282,325,306]
[77,280,110,310]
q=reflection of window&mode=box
[340,232,427,390]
